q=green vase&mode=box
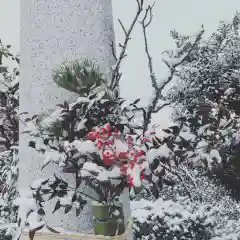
[92,202,125,236]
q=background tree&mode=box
[0,39,19,239]
[163,11,240,198]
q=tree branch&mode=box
[139,3,157,90]
[110,0,145,90]
[153,102,171,113]
[110,41,117,61]
[142,23,205,135]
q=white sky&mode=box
[112,0,240,127]
[1,0,240,127]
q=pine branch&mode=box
[110,0,145,90]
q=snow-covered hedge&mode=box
[132,171,240,240]
[164,11,240,195]
[0,40,19,239]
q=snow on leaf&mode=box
[71,140,97,153]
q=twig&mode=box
[139,3,160,135]
[110,0,145,90]
[110,41,117,61]
[118,19,128,36]
[139,3,157,90]
[77,191,100,203]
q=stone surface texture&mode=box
[20,0,131,236]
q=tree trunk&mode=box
[19,0,132,237]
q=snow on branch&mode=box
[160,25,205,92]
[141,21,204,135]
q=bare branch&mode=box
[110,0,144,90]
[139,3,157,90]
[110,41,117,61]
[142,25,205,135]
[118,19,128,36]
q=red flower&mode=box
[120,165,128,174]
[100,123,112,136]
[95,139,104,149]
[118,151,129,159]
[106,140,114,145]
[128,176,134,187]
[105,123,111,132]
[127,135,133,145]
[102,150,115,165]
[133,150,145,161]
[140,170,144,180]
[113,127,119,137]
[140,137,149,144]
[87,131,97,141]
[100,127,108,135]
[129,160,135,169]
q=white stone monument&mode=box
[20,0,131,237]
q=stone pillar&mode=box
[20,0,131,236]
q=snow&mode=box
[82,162,100,173]
[96,171,109,182]
[224,88,235,96]
[128,165,142,188]
[107,166,121,178]
[30,178,46,189]
[60,191,74,205]
[43,150,66,166]
[71,140,97,153]
[198,124,211,135]
[209,149,222,164]
[115,139,128,155]
[179,130,196,141]
[146,144,171,164]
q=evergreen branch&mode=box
[110,0,145,90]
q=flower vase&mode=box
[92,202,125,236]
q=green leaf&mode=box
[64,205,72,214]
[52,199,61,213]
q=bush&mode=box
[0,39,19,239]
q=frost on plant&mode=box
[0,39,19,239]
[165,11,240,196]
